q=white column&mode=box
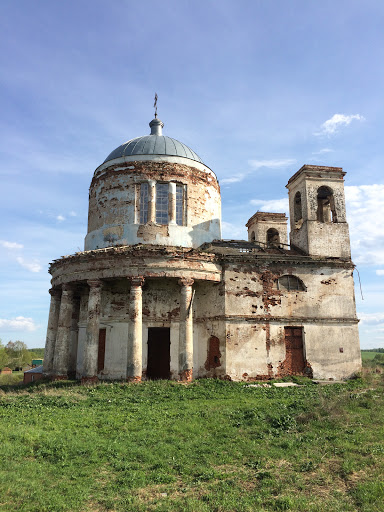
[127,276,145,381]
[52,284,75,379]
[169,182,177,225]
[43,288,61,376]
[148,180,156,223]
[178,278,194,381]
[82,279,103,382]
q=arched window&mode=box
[317,186,337,223]
[267,228,280,246]
[294,191,302,226]
[277,275,306,292]
[250,231,256,242]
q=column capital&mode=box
[49,287,61,297]
[61,283,74,294]
[87,279,103,289]
[129,276,145,287]
[178,277,194,287]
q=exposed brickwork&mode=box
[205,336,221,370]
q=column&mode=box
[68,296,80,378]
[52,284,75,379]
[127,276,145,381]
[169,182,177,225]
[178,278,194,381]
[42,288,61,376]
[82,279,103,383]
[148,180,156,223]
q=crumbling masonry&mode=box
[43,116,361,382]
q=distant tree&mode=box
[0,339,8,369]
[28,348,45,359]
[5,341,31,370]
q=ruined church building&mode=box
[43,115,361,382]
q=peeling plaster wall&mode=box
[304,324,361,380]
[221,258,360,380]
[85,160,221,250]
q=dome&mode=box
[104,117,204,164]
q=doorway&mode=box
[283,327,305,375]
[147,327,171,380]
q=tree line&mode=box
[0,340,44,371]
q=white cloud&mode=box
[221,221,247,240]
[221,175,245,184]
[376,270,384,276]
[345,184,384,266]
[69,211,77,217]
[0,316,38,332]
[312,148,334,155]
[316,113,364,136]
[248,158,296,169]
[16,257,42,273]
[249,198,289,213]
[57,215,66,221]
[0,240,24,250]
[359,312,384,325]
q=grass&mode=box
[361,351,383,361]
[0,369,383,511]
[0,371,23,386]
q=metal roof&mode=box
[104,117,204,165]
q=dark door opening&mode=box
[98,328,106,373]
[147,327,171,380]
[283,327,305,375]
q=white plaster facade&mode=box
[43,118,361,383]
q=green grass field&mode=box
[0,369,383,512]
[361,351,383,361]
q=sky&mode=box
[0,0,383,349]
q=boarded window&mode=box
[277,275,306,292]
[156,183,169,224]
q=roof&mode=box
[104,117,204,165]
[24,365,43,374]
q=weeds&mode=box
[0,373,383,511]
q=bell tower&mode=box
[286,165,351,258]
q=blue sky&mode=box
[1,0,383,349]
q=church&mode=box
[43,114,361,382]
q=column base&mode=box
[81,376,99,385]
[179,369,193,382]
[51,374,68,381]
[127,376,142,383]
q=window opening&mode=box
[176,183,185,226]
[277,275,306,292]
[250,231,256,242]
[267,228,280,246]
[156,183,169,224]
[294,191,302,227]
[317,186,337,223]
[139,183,149,224]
